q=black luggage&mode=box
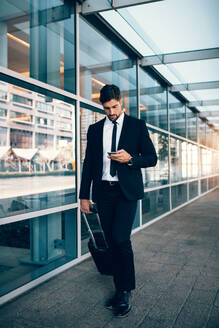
[82,207,113,276]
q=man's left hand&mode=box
[108,149,131,163]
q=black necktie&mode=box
[110,121,117,177]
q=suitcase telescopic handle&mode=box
[81,206,109,249]
[81,212,98,249]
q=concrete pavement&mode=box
[0,188,219,328]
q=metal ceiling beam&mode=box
[170,81,219,92]
[199,111,219,117]
[188,99,219,107]
[140,48,219,66]
[80,0,164,15]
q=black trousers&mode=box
[96,181,137,292]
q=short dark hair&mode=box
[99,84,121,104]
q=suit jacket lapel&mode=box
[118,114,129,149]
[96,118,105,171]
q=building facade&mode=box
[0,0,219,305]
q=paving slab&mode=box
[0,188,219,328]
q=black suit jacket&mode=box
[79,114,157,202]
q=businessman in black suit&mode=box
[80,84,157,318]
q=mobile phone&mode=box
[108,151,117,155]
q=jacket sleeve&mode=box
[79,126,93,199]
[130,120,157,169]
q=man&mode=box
[80,84,157,318]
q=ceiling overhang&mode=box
[79,0,164,15]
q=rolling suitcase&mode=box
[82,207,113,276]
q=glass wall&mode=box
[187,108,197,142]
[142,188,170,224]
[189,181,199,200]
[169,93,186,137]
[140,68,167,130]
[79,18,137,117]
[170,137,187,182]
[199,118,206,146]
[0,80,76,220]
[143,129,169,188]
[171,183,187,209]
[0,208,77,297]
[0,2,219,303]
[201,178,208,193]
[187,143,199,179]
[1,0,76,92]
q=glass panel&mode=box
[142,188,170,225]
[201,178,208,193]
[187,108,197,142]
[169,93,186,137]
[80,107,105,164]
[1,0,75,92]
[169,59,219,84]
[189,181,199,200]
[143,129,169,188]
[200,148,212,177]
[213,152,219,175]
[187,143,198,179]
[139,68,167,130]
[119,2,219,55]
[0,127,7,146]
[199,118,206,146]
[171,183,187,209]
[208,176,216,190]
[79,17,137,117]
[0,80,76,219]
[206,128,213,149]
[100,10,154,56]
[170,137,187,182]
[0,208,77,297]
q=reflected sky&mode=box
[100,0,219,128]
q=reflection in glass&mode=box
[201,178,208,193]
[187,143,198,179]
[187,108,197,142]
[140,68,167,130]
[170,137,187,182]
[189,181,198,200]
[79,17,137,117]
[1,0,76,92]
[0,209,77,297]
[171,183,187,209]
[0,127,7,146]
[80,108,105,163]
[0,81,76,218]
[169,93,186,137]
[142,188,170,224]
[209,176,219,190]
[143,129,169,187]
[199,118,206,146]
[200,147,212,177]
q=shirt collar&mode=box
[105,112,125,126]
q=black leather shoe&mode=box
[114,291,131,318]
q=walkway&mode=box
[0,188,219,328]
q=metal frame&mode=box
[79,0,164,15]
[188,99,219,107]
[140,48,219,66]
[1,3,219,306]
[75,3,82,259]
[170,81,219,92]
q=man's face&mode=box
[102,98,123,122]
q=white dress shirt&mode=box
[102,112,125,181]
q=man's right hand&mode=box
[80,199,93,214]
